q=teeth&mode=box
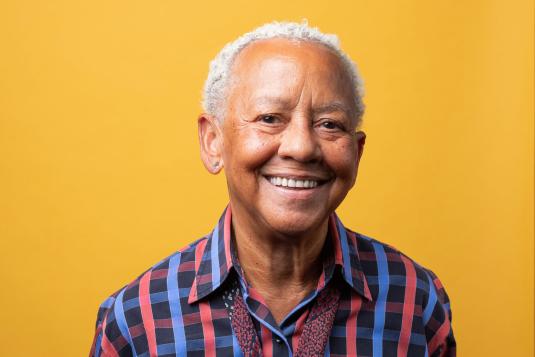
[267,176,320,189]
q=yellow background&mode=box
[1,0,533,356]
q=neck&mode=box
[230,206,328,322]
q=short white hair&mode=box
[202,21,365,125]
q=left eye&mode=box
[321,121,338,130]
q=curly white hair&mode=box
[202,20,365,125]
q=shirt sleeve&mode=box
[423,269,456,357]
[89,293,124,357]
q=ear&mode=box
[355,131,366,165]
[198,113,224,174]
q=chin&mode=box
[263,210,328,237]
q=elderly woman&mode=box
[90,22,455,357]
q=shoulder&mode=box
[351,231,456,355]
[350,230,452,309]
[93,235,208,329]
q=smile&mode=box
[266,176,320,189]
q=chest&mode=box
[126,289,429,357]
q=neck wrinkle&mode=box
[231,211,329,292]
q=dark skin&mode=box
[198,39,365,324]
[231,210,326,323]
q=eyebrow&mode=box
[312,102,351,116]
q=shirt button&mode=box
[275,338,282,344]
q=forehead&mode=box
[228,38,355,113]
[235,37,341,63]
[232,38,349,81]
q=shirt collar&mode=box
[188,206,372,304]
[327,213,372,300]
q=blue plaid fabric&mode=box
[90,206,455,356]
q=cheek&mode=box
[324,140,358,179]
[225,129,278,171]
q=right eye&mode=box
[259,114,278,124]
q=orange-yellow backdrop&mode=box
[1,0,533,356]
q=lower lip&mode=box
[262,176,327,200]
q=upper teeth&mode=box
[268,176,319,188]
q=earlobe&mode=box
[198,114,224,174]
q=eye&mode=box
[259,114,279,124]
[319,120,343,131]
[321,121,338,129]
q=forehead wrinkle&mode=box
[254,96,294,109]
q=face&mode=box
[202,39,365,236]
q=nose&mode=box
[278,115,321,162]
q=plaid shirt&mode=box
[90,206,455,356]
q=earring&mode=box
[213,162,219,169]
